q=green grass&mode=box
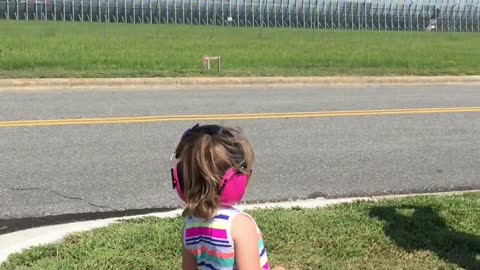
[0,21,480,78]
[1,193,479,269]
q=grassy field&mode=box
[0,21,480,78]
[1,193,479,269]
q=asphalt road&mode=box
[1,85,479,227]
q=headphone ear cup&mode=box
[219,168,248,206]
[173,163,186,202]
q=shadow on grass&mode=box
[369,206,480,270]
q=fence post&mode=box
[251,0,254,26]
[259,0,262,27]
[325,0,328,28]
[444,0,450,32]
[365,0,368,30]
[214,0,217,25]
[474,1,480,32]
[279,0,282,26]
[174,0,177,24]
[470,1,474,32]
[450,4,456,32]
[97,0,100,22]
[469,0,475,32]
[6,0,9,20]
[446,1,449,31]
[324,0,326,28]
[273,0,276,26]
[388,2,392,30]
[460,3,463,31]
[410,2,413,31]
[28,0,32,21]
[90,0,92,22]
[141,0,144,23]
[454,4,458,31]
[352,1,355,29]
[476,1,479,31]
[373,1,376,30]
[287,0,291,27]
[467,3,471,31]
[266,0,268,28]
[355,1,359,29]
[467,2,472,31]
[53,0,57,21]
[148,0,151,23]
[381,1,385,30]
[382,1,386,31]
[280,0,283,26]
[302,0,305,28]
[335,0,339,29]
[310,0,314,28]
[415,2,419,31]
[329,0,332,29]
[242,0,245,26]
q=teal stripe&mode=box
[258,239,265,251]
[195,253,235,267]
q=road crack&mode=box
[0,184,110,209]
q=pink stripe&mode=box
[185,227,227,238]
[262,262,270,270]
[189,246,235,259]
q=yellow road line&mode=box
[1,107,479,128]
[3,106,479,125]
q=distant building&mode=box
[0,0,479,31]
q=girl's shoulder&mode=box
[185,207,241,223]
[185,207,258,227]
[218,208,262,235]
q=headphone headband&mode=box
[176,124,234,159]
[182,123,225,139]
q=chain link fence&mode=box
[0,0,479,31]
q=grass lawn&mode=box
[0,21,480,78]
[1,193,479,269]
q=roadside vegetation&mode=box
[2,193,479,269]
[1,21,480,78]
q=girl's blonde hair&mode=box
[175,126,254,219]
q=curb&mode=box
[0,189,478,263]
[1,76,480,91]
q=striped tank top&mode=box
[183,208,270,270]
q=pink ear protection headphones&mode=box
[171,124,250,207]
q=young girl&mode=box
[171,124,283,270]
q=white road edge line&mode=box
[1,189,479,263]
